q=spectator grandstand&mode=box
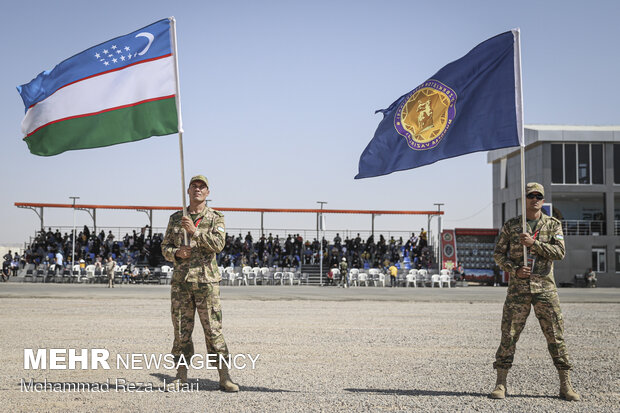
[15,226,437,286]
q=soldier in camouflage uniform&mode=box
[339,257,348,288]
[490,183,579,401]
[161,175,239,392]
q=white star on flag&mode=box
[103,49,108,54]
[103,61,109,66]
[112,58,117,63]
[116,50,122,54]
[111,45,117,49]
[95,53,100,58]
[120,55,125,61]
[124,46,130,51]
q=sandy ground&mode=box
[0,284,618,412]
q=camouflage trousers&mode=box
[494,290,572,370]
[171,281,229,362]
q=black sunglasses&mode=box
[526,193,544,200]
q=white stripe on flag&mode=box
[22,56,176,136]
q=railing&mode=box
[615,221,620,236]
[561,220,606,236]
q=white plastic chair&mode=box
[241,266,252,285]
[273,271,283,285]
[405,271,416,287]
[224,266,238,286]
[349,269,359,286]
[234,270,248,286]
[358,272,369,287]
[259,267,270,285]
[431,273,441,288]
[284,271,296,286]
[440,273,451,288]
[369,269,385,287]
[419,269,430,286]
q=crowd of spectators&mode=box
[217,229,434,271]
[16,225,165,273]
[8,226,434,281]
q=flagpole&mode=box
[170,16,188,245]
[514,28,527,266]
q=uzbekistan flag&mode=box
[17,18,178,156]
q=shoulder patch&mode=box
[549,216,562,224]
[217,226,225,233]
[555,234,564,240]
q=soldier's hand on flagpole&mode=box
[181,216,196,236]
[519,233,535,247]
[175,246,192,259]
[516,266,531,278]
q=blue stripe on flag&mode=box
[17,19,172,110]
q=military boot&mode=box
[218,366,239,392]
[490,368,508,399]
[559,370,581,401]
[168,365,187,391]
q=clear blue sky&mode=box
[1,0,619,244]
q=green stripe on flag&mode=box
[25,97,178,156]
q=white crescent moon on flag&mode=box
[135,32,154,56]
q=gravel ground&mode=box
[0,284,618,412]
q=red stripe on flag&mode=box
[28,53,173,110]
[24,95,176,139]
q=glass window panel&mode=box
[578,144,590,184]
[614,144,620,184]
[564,144,577,183]
[592,251,597,271]
[592,144,604,184]
[551,144,563,183]
[599,250,606,273]
[616,249,620,272]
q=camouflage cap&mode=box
[526,182,544,196]
[189,175,209,188]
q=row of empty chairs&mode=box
[401,269,453,288]
[342,268,454,288]
[22,264,174,285]
[219,266,307,286]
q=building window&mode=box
[592,247,606,272]
[551,143,604,184]
[501,202,506,225]
[616,248,620,273]
[592,144,604,184]
[614,144,620,184]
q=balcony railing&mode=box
[561,220,606,236]
[615,220,620,236]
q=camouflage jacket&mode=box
[161,206,225,283]
[493,213,565,294]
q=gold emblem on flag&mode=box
[394,80,457,150]
[400,88,450,142]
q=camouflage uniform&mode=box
[161,206,228,363]
[493,212,572,371]
[339,260,348,287]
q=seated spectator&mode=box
[1,258,10,281]
[326,265,336,286]
[122,266,131,284]
[585,268,597,288]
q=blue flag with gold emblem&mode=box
[356,30,522,179]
